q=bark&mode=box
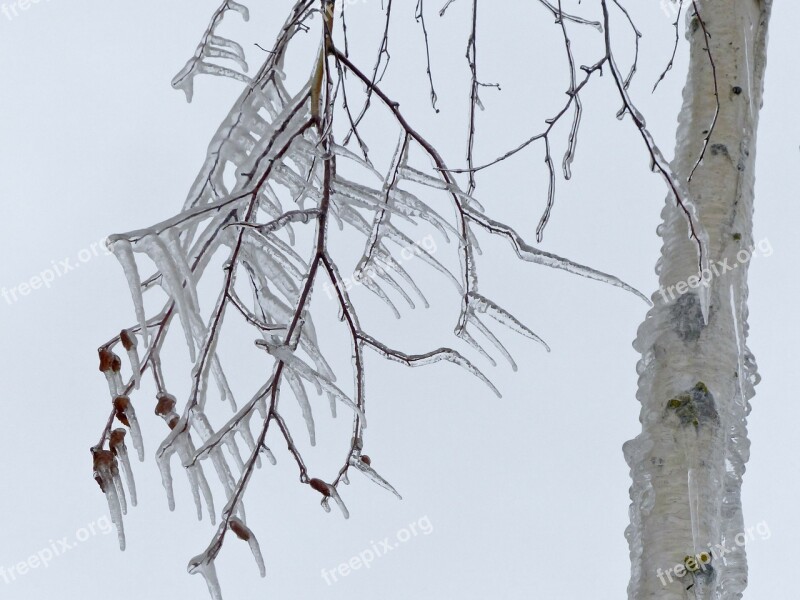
[624,1,773,598]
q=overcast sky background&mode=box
[1,1,798,599]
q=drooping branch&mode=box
[89,3,685,599]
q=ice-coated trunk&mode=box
[624,1,772,599]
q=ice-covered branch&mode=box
[91,2,685,598]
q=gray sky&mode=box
[0,1,797,598]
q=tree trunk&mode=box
[624,1,772,598]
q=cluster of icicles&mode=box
[93,328,404,600]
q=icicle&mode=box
[463,207,650,303]
[111,457,128,516]
[469,293,550,351]
[229,518,266,577]
[349,455,402,499]
[156,449,177,511]
[139,234,197,363]
[698,281,711,325]
[260,445,277,465]
[188,555,223,600]
[108,238,149,347]
[309,478,349,519]
[224,436,246,474]
[664,382,723,566]
[113,396,144,461]
[361,335,500,398]
[284,370,315,445]
[255,343,367,425]
[92,450,126,550]
[165,230,201,313]
[109,429,137,507]
[120,329,141,390]
[98,348,121,397]
[192,411,238,501]
[169,410,216,523]
[174,435,205,521]
[328,487,350,519]
[196,465,217,525]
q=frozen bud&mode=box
[361,455,371,466]
[155,393,180,430]
[228,518,266,577]
[100,349,124,397]
[229,518,251,541]
[114,396,132,427]
[92,449,116,492]
[121,329,142,389]
[309,478,331,497]
[120,329,137,351]
[109,428,138,506]
[109,428,127,453]
[155,393,177,417]
[114,396,144,460]
[98,348,115,372]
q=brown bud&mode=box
[229,520,251,541]
[361,455,371,466]
[309,478,331,497]
[113,396,131,427]
[155,393,177,417]
[120,329,137,351]
[111,354,122,373]
[98,348,114,372]
[92,449,115,492]
[109,428,127,453]
[92,449,115,469]
[167,415,179,430]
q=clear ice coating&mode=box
[110,428,137,507]
[229,517,266,577]
[188,554,223,600]
[95,1,711,598]
[623,2,772,599]
[172,0,251,102]
[92,449,126,550]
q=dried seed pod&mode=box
[309,478,331,497]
